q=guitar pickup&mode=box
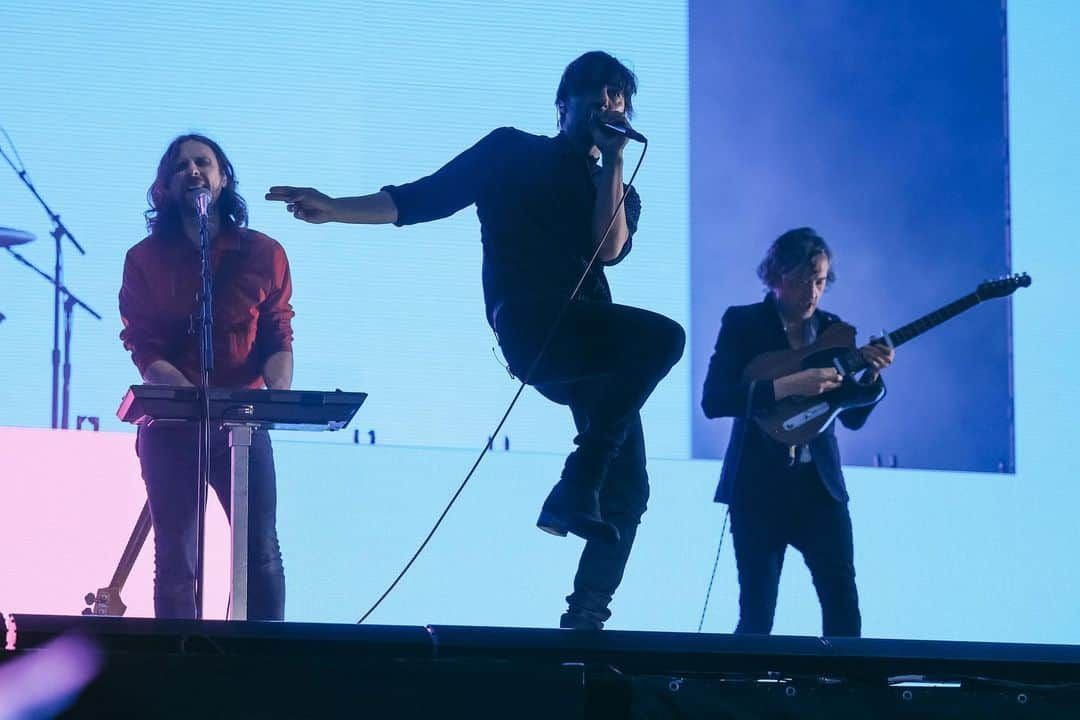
[783,402,830,430]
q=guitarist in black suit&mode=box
[701,227,894,637]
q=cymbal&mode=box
[0,226,35,248]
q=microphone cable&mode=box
[357,138,648,624]
[696,507,729,632]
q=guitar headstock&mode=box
[976,272,1031,300]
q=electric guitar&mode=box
[746,273,1031,446]
[82,501,152,616]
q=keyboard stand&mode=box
[112,385,367,621]
[225,421,258,620]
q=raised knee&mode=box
[657,318,686,370]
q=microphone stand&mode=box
[194,199,215,619]
[0,144,87,428]
[3,246,101,429]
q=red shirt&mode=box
[119,227,294,389]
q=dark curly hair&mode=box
[757,227,835,289]
[145,133,248,234]
[555,51,638,127]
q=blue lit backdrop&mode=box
[0,0,689,455]
[2,2,1078,643]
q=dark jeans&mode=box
[495,296,685,626]
[730,463,860,637]
[137,422,285,620]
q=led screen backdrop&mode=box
[690,1,1013,472]
[4,0,1079,644]
[0,0,689,456]
[1,2,1012,473]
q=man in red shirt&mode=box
[119,134,294,619]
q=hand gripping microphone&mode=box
[593,116,648,143]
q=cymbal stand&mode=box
[3,246,100,429]
[0,142,90,428]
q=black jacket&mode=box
[382,128,641,324]
[701,294,883,506]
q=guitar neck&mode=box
[842,291,983,375]
[825,273,1027,376]
[108,502,153,590]
[885,292,982,349]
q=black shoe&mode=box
[536,480,620,544]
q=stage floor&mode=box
[5,614,1080,718]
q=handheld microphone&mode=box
[192,187,211,219]
[594,117,648,144]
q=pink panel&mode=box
[0,427,231,619]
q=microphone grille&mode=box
[192,187,211,214]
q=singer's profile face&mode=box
[169,140,227,211]
[560,84,626,146]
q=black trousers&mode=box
[729,463,861,637]
[137,422,285,620]
[495,296,685,625]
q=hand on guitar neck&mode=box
[773,342,894,400]
[857,341,895,383]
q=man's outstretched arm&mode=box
[265,187,398,225]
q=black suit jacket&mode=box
[701,294,884,506]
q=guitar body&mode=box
[744,323,885,445]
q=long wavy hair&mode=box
[145,133,248,235]
[757,227,836,290]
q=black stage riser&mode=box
[5,615,1080,719]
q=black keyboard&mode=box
[117,385,367,431]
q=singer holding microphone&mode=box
[119,134,294,619]
[266,51,683,630]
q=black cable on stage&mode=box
[357,140,648,624]
[697,507,729,633]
